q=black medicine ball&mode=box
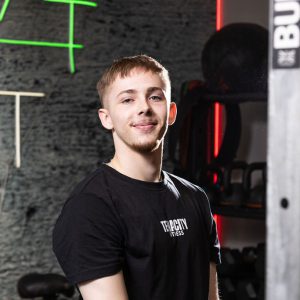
[202,23,268,94]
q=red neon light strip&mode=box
[214,103,221,157]
[214,0,223,244]
[216,0,223,31]
[215,0,223,157]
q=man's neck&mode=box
[107,145,163,182]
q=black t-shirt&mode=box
[53,164,221,300]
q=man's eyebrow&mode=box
[117,87,164,97]
[117,89,137,97]
[147,87,164,93]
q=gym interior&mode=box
[0,0,299,299]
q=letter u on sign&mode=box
[272,0,300,68]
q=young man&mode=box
[53,55,221,300]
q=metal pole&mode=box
[0,91,45,168]
[15,94,21,168]
[267,0,300,299]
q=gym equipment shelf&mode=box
[211,204,265,220]
[204,92,267,220]
[203,92,267,104]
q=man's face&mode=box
[98,68,176,153]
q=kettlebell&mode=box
[243,162,266,208]
[220,161,248,206]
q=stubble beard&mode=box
[123,123,167,154]
[130,139,161,153]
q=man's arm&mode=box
[208,263,220,300]
[78,271,128,300]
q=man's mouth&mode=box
[132,121,157,130]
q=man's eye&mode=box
[122,98,133,103]
[149,95,163,101]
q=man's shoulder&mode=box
[57,165,116,220]
[69,165,107,199]
[164,171,207,197]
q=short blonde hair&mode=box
[96,55,170,107]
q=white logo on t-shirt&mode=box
[160,218,188,237]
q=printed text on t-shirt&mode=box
[160,218,188,237]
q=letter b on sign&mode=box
[274,25,300,49]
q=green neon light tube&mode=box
[1,0,97,74]
[0,38,83,48]
[0,0,11,22]
[44,0,98,7]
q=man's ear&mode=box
[98,108,113,130]
[168,102,177,126]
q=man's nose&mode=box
[137,98,152,115]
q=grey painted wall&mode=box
[223,0,269,28]
[0,0,216,299]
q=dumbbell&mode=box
[257,280,265,300]
[243,162,266,208]
[220,161,248,206]
[219,277,237,300]
[240,247,257,277]
[237,280,265,300]
[255,243,266,281]
[217,248,243,278]
[236,279,259,300]
[17,273,74,300]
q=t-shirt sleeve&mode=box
[197,188,221,265]
[209,214,221,264]
[52,193,124,285]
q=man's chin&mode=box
[130,141,161,153]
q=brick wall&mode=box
[0,0,215,298]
